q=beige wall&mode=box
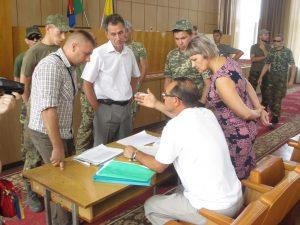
[11,0,219,32]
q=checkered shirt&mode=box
[28,48,77,139]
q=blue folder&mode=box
[93,160,155,186]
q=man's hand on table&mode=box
[123,146,138,159]
[51,146,65,170]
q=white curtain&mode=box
[286,0,300,82]
[233,0,261,59]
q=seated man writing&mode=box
[123,77,243,225]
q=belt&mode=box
[98,99,130,106]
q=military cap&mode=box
[45,14,69,32]
[172,19,193,31]
[25,25,41,38]
[258,29,269,36]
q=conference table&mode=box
[23,133,176,225]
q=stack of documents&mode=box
[73,144,123,166]
[93,160,155,186]
[117,130,160,147]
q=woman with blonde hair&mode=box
[186,35,270,179]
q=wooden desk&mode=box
[23,138,176,225]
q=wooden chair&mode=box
[287,138,300,163]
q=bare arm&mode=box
[246,80,270,126]
[288,64,296,87]
[258,64,270,86]
[14,77,20,82]
[123,146,169,173]
[216,77,261,120]
[233,50,244,60]
[20,74,31,103]
[41,107,65,169]
[82,80,99,112]
[200,78,211,104]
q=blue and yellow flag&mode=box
[101,0,114,28]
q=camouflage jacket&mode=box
[126,41,147,66]
[164,48,210,90]
[266,47,295,73]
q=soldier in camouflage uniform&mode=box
[258,34,296,127]
[165,19,210,104]
[19,14,69,212]
[249,29,271,108]
[75,64,95,153]
[125,20,148,116]
[13,26,42,162]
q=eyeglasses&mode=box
[162,92,181,100]
[273,40,282,42]
[27,34,41,41]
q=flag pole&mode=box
[81,0,90,27]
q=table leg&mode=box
[44,188,52,225]
[72,203,79,225]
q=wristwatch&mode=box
[131,150,138,161]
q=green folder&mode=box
[93,160,155,186]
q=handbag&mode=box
[0,179,24,219]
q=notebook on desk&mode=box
[73,144,123,166]
[93,160,155,186]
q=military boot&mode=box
[24,179,43,212]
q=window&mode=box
[233,0,262,59]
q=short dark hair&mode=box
[76,30,96,47]
[193,25,198,32]
[170,77,203,108]
[173,29,193,35]
[213,29,222,36]
[103,14,125,30]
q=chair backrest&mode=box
[248,155,285,187]
[291,148,300,162]
[259,171,300,225]
[232,200,269,225]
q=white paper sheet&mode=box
[73,144,123,165]
[117,130,160,147]
[136,145,158,157]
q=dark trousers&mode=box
[248,70,270,107]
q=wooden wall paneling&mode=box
[0,0,13,79]
[132,0,144,3]
[179,0,189,9]
[188,10,197,26]
[168,7,179,30]
[157,0,168,7]
[0,102,22,165]
[197,11,205,32]
[41,0,63,25]
[146,0,157,5]
[131,3,145,30]
[169,0,179,8]
[116,0,132,22]
[198,0,206,11]
[204,23,217,33]
[205,12,217,25]
[16,0,41,26]
[90,28,107,46]
[189,0,198,10]
[11,0,18,26]
[179,9,188,20]
[206,0,218,12]
[133,78,162,128]
[144,4,157,31]
[12,27,27,60]
[157,6,169,31]
[83,0,101,28]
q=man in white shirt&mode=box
[123,77,243,225]
[82,14,140,145]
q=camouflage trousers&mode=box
[248,70,270,107]
[75,93,94,153]
[131,82,142,119]
[20,102,42,171]
[268,72,288,118]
